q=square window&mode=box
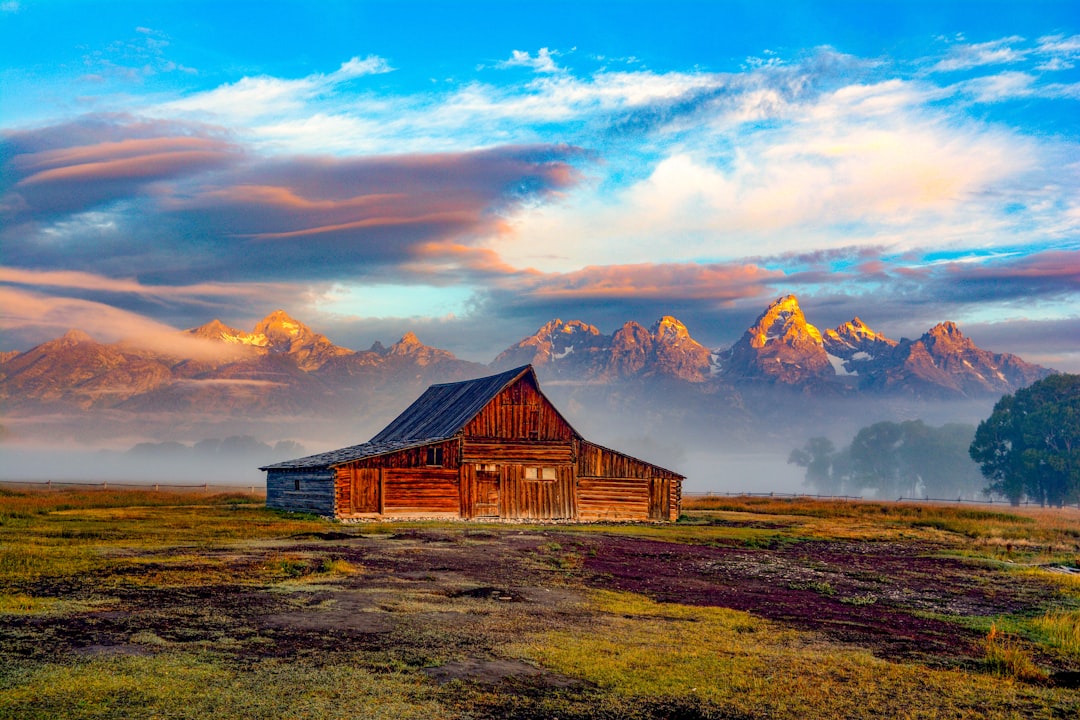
[524,466,538,479]
[541,467,556,480]
[426,446,443,466]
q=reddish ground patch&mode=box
[0,529,1062,672]
[573,535,1056,664]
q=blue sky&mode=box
[2,0,1079,370]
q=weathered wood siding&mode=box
[347,440,460,470]
[461,440,572,464]
[335,466,380,514]
[382,468,459,516]
[577,440,682,479]
[461,375,574,441]
[266,468,336,515]
[499,464,576,519]
[577,441,682,521]
[577,476,651,520]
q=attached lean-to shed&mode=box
[261,365,683,521]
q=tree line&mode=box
[789,421,984,499]
[969,374,1079,507]
[790,374,1080,505]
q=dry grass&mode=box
[2,489,1079,719]
[512,590,1067,719]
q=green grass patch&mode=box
[512,590,1072,719]
[0,652,447,720]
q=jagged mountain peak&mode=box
[926,321,966,342]
[188,319,247,342]
[822,316,897,364]
[396,331,422,347]
[720,295,832,384]
[387,331,455,366]
[747,295,823,348]
[490,318,606,372]
[651,315,691,342]
[253,309,312,341]
[60,328,95,345]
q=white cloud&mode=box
[930,36,1027,73]
[956,71,1036,102]
[496,48,561,73]
[1036,33,1080,70]
[0,285,241,360]
[159,55,392,123]
[493,79,1050,270]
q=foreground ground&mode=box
[1,490,1079,718]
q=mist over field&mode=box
[0,378,998,497]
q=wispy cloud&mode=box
[1035,33,1080,71]
[0,285,242,360]
[161,55,391,122]
[930,36,1027,73]
[496,48,562,74]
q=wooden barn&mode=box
[261,365,683,522]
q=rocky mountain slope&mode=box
[492,316,714,382]
[0,298,1055,437]
[0,311,485,417]
[713,295,1050,398]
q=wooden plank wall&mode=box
[461,440,572,464]
[577,440,681,479]
[335,467,380,514]
[348,440,460,470]
[265,468,336,515]
[498,464,576,520]
[462,375,574,441]
[382,468,459,516]
[577,441,683,521]
[577,476,651,520]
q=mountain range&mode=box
[0,295,1054,447]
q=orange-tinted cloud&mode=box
[516,262,783,301]
[0,286,244,361]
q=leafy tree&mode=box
[793,421,983,499]
[970,374,1080,506]
[849,421,905,497]
[788,437,839,493]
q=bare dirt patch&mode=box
[422,657,586,688]
[0,526,1065,675]
[575,535,1060,664]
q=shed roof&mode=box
[370,364,537,443]
[260,437,446,471]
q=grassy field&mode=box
[1,488,1078,718]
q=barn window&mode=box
[426,446,444,466]
[524,466,556,480]
[475,463,497,472]
[293,477,301,491]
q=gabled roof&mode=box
[261,365,544,471]
[260,437,446,471]
[370,364,539,443]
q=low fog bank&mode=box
[0,438,309,487]
[680,451,806,495]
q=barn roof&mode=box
[260,437,447,470]
[370,364,538,443]
[261,365,542,471]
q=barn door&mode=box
[352,468,380,513]
[648,477,670,521]
[473,466,500,517]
